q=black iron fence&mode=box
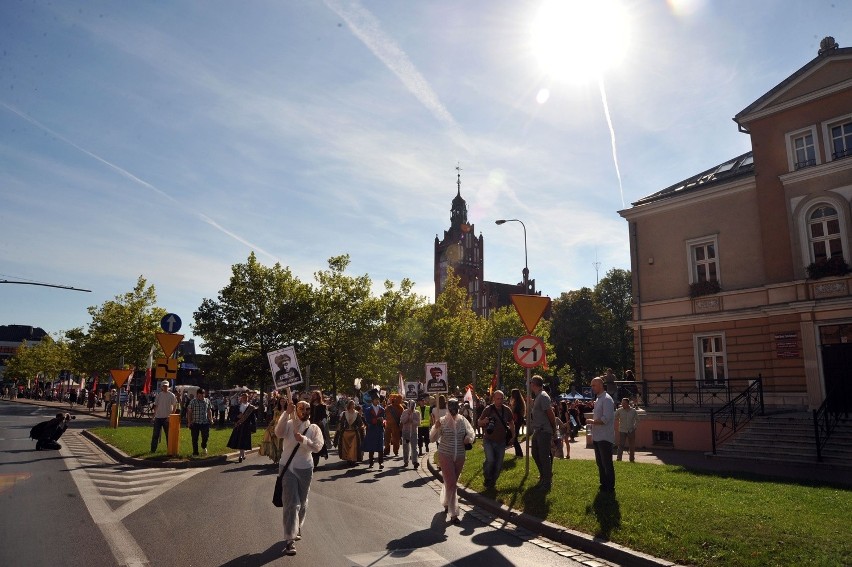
[710,378,764,454]
[813,385,850,462]
[616,376,769,412]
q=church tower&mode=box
[434,167,486,314]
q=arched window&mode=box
[808,206,842,263]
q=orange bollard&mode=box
[167,413,180,456]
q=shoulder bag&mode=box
[272,423,309,507]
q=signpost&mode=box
[160,313,182,334]
[156,314,184,455]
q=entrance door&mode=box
[820,341,852,413]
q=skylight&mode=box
[716,161,736,173]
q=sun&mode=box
[531,0,630,83]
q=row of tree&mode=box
[5,253,633,397]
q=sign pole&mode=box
[525,367,531,475]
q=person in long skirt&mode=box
[335,400,364,465]
[362,394,386,469]
[227,393,256,463]
[399,400,420,468]
[260,396,288,465]
[274,390,324,556]
[430,398,475,524]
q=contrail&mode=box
[598,76,625,208]
[1,100,282,262]
[324,0,470,151]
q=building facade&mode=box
[619,38,852,449]
[0,325,47,381]
[434,170,536,316]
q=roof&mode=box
[735,41,852,125]
[0,325,48,343]
[631,151,755,207]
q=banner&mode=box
[267,346,303,390]
[404,381,419,400]
[425,362,448,394]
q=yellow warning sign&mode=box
[156,333,184,359]
[154,357,177,380]
[110,369,133,388]
[510,294,551,334]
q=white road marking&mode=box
[60,432,209,566]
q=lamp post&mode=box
[495,218,529,294]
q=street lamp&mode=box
[495,218,529,294]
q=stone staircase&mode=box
[713,411,852,468]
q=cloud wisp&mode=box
[0,100,282,264]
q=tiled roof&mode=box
[632,151,755,207]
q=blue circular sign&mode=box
[160,313,182,333]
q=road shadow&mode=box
[402,476,430,488]
[386,511,448,549]
[586,489,621,540]
[317,466,372,482]
[217,541,286,567]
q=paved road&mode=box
[0,401,618,567]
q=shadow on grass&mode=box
[586,490,621,540]
[669,464,852,490]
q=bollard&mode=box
[167,413,180,456]
[110,402,120,429]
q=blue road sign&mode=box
[160,313,182,333]
[501,337,517,349]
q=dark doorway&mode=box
[820,334,852,414]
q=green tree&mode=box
[5,335,73,385]
[594,268,634,374]
[82,276,167,378]
[306,255,383,395]
[550,288,607,388]
[193,252,314,391]
[374,278,429,391]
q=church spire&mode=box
[451,163,468,229]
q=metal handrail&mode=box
[710,377,764,454]
[615,376,775,412]
[812,387,848,462]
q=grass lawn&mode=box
[89,424,265,461]
[459,447,851,567]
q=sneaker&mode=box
[203,448,208,456]
[282,541,296,556]
[451,516,461,525]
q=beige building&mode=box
[619,38,852,453]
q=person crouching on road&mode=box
[274,393,324,556]
[430,398,475,524]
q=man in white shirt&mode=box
[150,381,177,453]
[588,376,616,492]
[274,390,324,556]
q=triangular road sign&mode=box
[110,369,133,388]
[156,333,184,359]
[510,294,551,334]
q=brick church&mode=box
[434,169,537,317]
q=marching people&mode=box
[615,397,640,462]
[384,393,404,458]
[334,399,364,465]
[416,396,432,454]
[150,381,177,453]
[261,396,288,465]
[227,393,257,463]
[509,388,526,457]
[186,388,213,457]
[363,392,386,469]
[588,376,616,492]
[430,398,475,524]
[309,390,330,467]
[477,390,515,488]
[399,399,420,468]
[274,389,324,556]
[528,376,556,491]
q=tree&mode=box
[4,335,73,385]
[594,268,634,374]
[193,252,314,391]
[374,278,429,390]
[82,276,167,378]
[550,288,608,388]
[306,255,384,395]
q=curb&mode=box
[425,455,679,567]
[80,429,230,469]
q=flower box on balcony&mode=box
[689,279,721,298]
[806,256,850,280]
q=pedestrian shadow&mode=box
[317,466,372,482]
[586,490,621,540]
[402,476,429,488]
[220,463,270,474]
[217,542,285,567]
[520,483,551,519]
[386,511,448,549]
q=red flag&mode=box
[142,344,154,395]
[92,372,99,392]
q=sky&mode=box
[1,0,850,350]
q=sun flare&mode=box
[531,0,630,83]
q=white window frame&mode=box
[795,197,851,267]
[685,235,720,285]
[785,125,820,171]
[822,113,852,162]
[693,332,728,386]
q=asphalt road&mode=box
[0,401,611,567]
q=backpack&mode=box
[30,419,50,440]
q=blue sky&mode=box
[1,0,849,347]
